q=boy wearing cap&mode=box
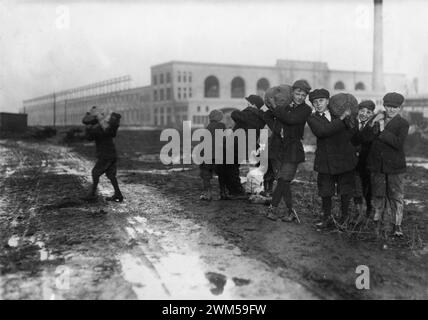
[367,92,409,238]
[200,109,227,201]
[350,100,377,221]
[264,80,312,222]
[307,89,358,228]
[82,106,123,202]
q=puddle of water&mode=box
[119,253,169,299]
[407,157,428,170]
[7,235,20,247]
[154,253,235,299]
[412,163,428,170]
[123,168,192,175]
[35,241,55,262]
[128,217,162,237]
[125,227,137,239]
[405,199,422,205]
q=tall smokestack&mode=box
[372,0,384,92]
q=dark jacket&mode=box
[262,103,312,163]
[350,119,378,172]
[204,120,226,163]
[366,115,409,174]
[231,107,266,137]
[231,107,266,161]
[307,111,358,175]
[85,124,118,160]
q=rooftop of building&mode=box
[151,59,406,76]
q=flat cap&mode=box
[292,79,311,93]
[245,94,264,109]
[383,92,404,108]
[358,100,376,111]
[309,88,330,102]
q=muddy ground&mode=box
[0,133,427,300]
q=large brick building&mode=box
[22,59,408,128]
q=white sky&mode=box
[1,0,428,112]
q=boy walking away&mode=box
[350,100,376,222]
[263,81,312,223]
[81,106,123,202]
[200,109,226,201]
[367,92,409,238]
[307,89,358,229]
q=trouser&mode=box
[200,163,214,191]
[271,162,298,210]
[317,171,355,220]
[91,158,121,196]
[225,164,245,195]
[263,159,275,193]
[371,172,404,226]
[354,168,372,216]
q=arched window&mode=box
[355,82,365,91]
[256,78,270,96]
[334,81,345,90]
[204,76,220,98]
[231,77,245,98]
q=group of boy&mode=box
[199,80,409,239]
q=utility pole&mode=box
[372,0,384,92]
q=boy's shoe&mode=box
[394,225,404,237]
[260,190,271,198]
[282,209,300,224]
[315,216,333,229]
[106,194,124,203]
[266,206,279,221]
[199,193,212,201]
[219,191,229,200]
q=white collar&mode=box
[318,110,331,122]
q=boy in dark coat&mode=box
[367,92,409,238]
[200,109,227,200]
[231,94,266,143]
[224,95,266,199]
[82,107,123,202]
[263,80,312,222]
[350,100,376,220]
[307,89,358,228]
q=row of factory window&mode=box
[193,115,209,125]
[152,71,193,86]
[153,87,193,101]
[196,106,210,113]
[334,81,366,91]
[203,76,367,99]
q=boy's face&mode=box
[384,105,400,118]
[247,102,256,108]
[312,98,329,113]
[292,88,308,105]
[358,108,374,122]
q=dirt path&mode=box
[0,140,316,299]
[118,153,428,300]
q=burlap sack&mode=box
[329,93,359,117]
[264,85,293,108]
